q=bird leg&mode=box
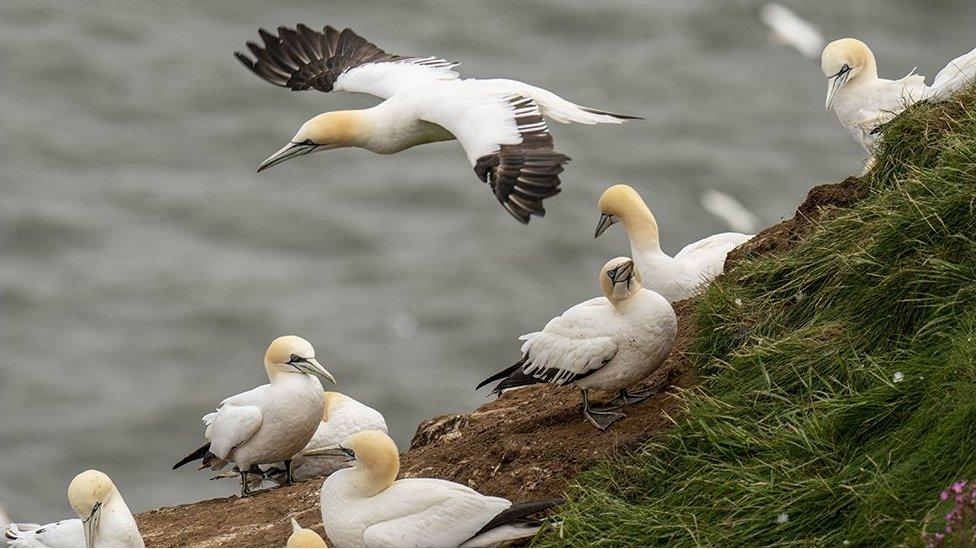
[606,372,676,407]
[238,469,253,497]
[283,459,295,485]
[580,388,625,430]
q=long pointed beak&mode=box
[82,501,101,548]
[825,71,850,111]
[595,213,617,238]
[257,142,316,173]
[302,358,336,385]
[302,444,354,460]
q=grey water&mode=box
[1,0,973,521]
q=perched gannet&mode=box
[313,430,561,547]
[823,38,976,153]
[287,518,327,548]
[477,257,676,430]
[596,184,752,302]
[3,470,143,548]
[236,25,638,224]
[758,3,824,60]
[173,335,336,496]
[216,391,389,489]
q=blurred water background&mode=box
[2,0,974,521]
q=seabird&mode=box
[287,518,328,548]
[3,470,143,548]
[310,430,561,547]
[823,38,976,153]
[477,257,676,430]
[596,184,752,302]
[215,391,388,489]
[235,24,639,224]
[758,3,825,60]
[173,335,337,497]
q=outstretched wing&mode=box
[516,297,618,385]
[235,25,459,98]
[416,92,569,223]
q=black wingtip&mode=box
[173,442,211,470]
[582,107,644,120]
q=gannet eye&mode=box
[289,354,302,363]
[607,268,617,279]
[339,445,355,458]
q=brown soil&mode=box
[134,178,867,547]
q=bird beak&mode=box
[82,501,102,548]
[302,444,355,461]
[299,358,336,385]
[257,142,317,173]
[825,69,851,111]
[610,260,636,286]
[594,213,618,238]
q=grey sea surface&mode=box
[1,0,973,521]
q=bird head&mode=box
[68,470,117,548]
[821,38,876,110]
[264,335,336,385]
[286,518,328,548]
[600,256,642,303]
[257,111,364,173]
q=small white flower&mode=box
[734,298,743,307]
[843,540,850,546]
[776,512,789,524]
[893,371,904,383]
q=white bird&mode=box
[287,518,327,548]
[595,184,753,302]
[823,37,976,153]
[477,256,676,430]
[219,391,389,489]
[758,3,825,60]
[236,24,638,224]
[699,189,761,234]
[173,335,337,496]
[0,502,9,533]
[313,430,561,547]
[3,470,143,548]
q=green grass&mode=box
[537,89,976,547]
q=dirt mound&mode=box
[134,178,866,547]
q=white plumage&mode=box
[317,431,558,547]
[596,184,752,302]
[758,3,825,60]
[823,38,976,153]
[173,335,336,496]
[4,471,143,548]
[700,189,761,234]
[479,257,676,429]
[237,25,637,223]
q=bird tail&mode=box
[476,359,544,394]
[173,442,212,469]
[463,499,564,547]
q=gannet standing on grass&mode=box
[173,335,336,497]
[3,470,143,548]
[311,430,561,547]
[477,257,676,430]
[287,518,327,548]
[596,184,752,302]
[236,24,639,223]
[823,38,976,153]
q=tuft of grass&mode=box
[537,87,976,547]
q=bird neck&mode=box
[348,454,399,498]
[621,202,662,252]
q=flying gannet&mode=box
[477,257,676,430]
[823,38,976,153]
[758,3,825,60]
[311,430,561,547]
[3,470,143,548]
[173,335,337,496]
[236,24,638,224]
[595,184,752,302]
[287,518,328,548]
[215,391,388,490]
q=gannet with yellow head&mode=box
[822,38,976,153]
[4,470,143,548]
[287,518,328,548]
[173,335,336,497]
[237,24,640,224]
[595,184,752,302]
[478,257,677,430]
[310,430,561,547]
